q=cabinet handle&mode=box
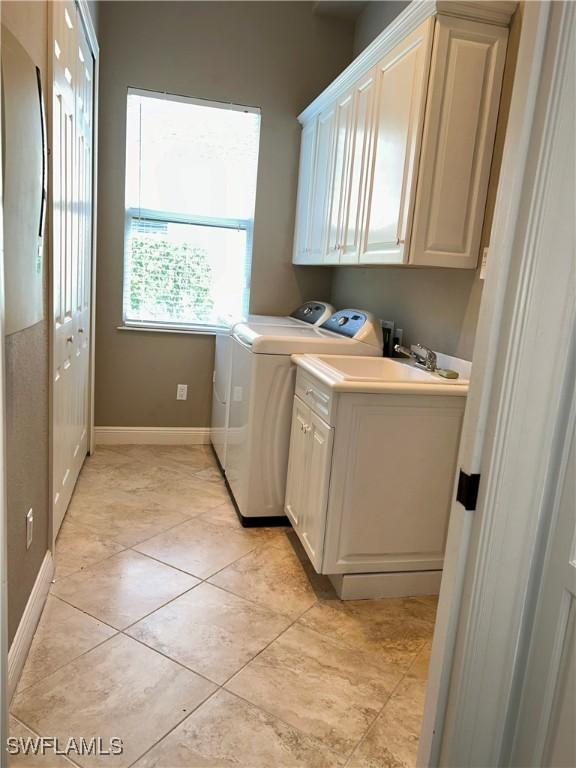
[66,336,74,343]
[305,388,313,396]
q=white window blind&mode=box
[123,88,261,331]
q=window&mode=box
[123,88,261,331]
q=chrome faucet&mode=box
[394,343,437,371]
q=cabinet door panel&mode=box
[293,119,317,264]
[340,73,376,265]
[410,16,508,268]
[324,92,354,264]
[360,19,434,265]
[284,397,310,531]
[300,413,334,572]
[307,107,335,262]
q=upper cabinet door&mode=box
[323,92,354,265]
[293,119,318,264]
[409,16,508,268]
[359,19,434,265]
[307,106,336,262]
[339,73,376,265]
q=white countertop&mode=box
[292,354,470,396]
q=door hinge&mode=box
[457,470,481,511]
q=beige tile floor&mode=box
[10,445,437,768]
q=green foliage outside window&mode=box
[127,234,214,322]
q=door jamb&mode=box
[76,0,99,458]
[418,1,574,764]
[0,11,9,761]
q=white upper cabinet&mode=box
[292,119,317,264]
[324,91,354,264]
[339,72,376,265]
[410,16,508,267]
[360,20,434,265]
[307,106,335,262]
[293,2,513,269]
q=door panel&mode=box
[293,119,317,264]
[52,1,94,535]
[307,106,335,262]
[410,16,508,268]
[300,412,333,572]
[360,19,434,264]
[324,92,354,264]
[284,397,310,531]
[340,73,376,265]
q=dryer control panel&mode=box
[321,309,383,349]
[290,301,333,326]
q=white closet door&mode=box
[52,1,94,535]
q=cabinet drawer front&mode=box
[295,370,334,424]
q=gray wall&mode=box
[331,1,522,360]
[86,0,99,37]
[2,1,50,644]
[95,1,354,428]
[353,1,409,54]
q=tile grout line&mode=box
[20,448,436,766]
[52,498,239,589]
[8,713,83,768]
[342,637,432,767]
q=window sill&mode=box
[117,323,227,336]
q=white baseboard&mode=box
[8,551,54,702]
[329,570,443,600]
[94,426,211,446]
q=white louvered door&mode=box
[52,1,94,535]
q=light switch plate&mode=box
[176,384,188,400]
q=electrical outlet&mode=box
[176,384,188,401]
[26,508,34,550]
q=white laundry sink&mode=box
[292,354,469,395]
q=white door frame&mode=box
[419,1,575,764]
[48,0,99,548]
[0,8,9,760]
[77,0,99,459]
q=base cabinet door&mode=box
[299,412,334,571]
[284,397,311,530]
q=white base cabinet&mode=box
[285,397,333,571]
[285,368,466,598]
[293,2,513,269]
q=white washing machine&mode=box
[226,309,383,524]
[210,301,333,470]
